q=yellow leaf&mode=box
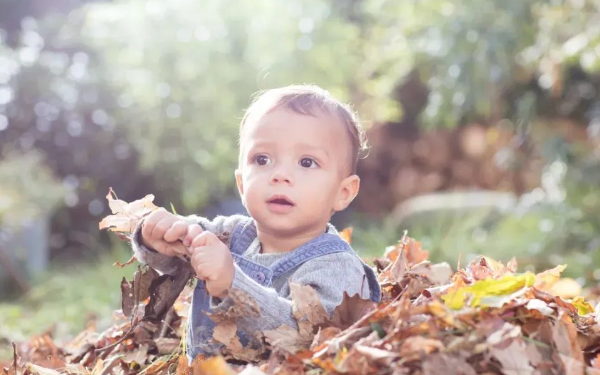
[441,277,467,310]
[443,272,535,309]
[571,296,594,316]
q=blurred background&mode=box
[1,0,600,359]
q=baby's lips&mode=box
[267,194,295,205]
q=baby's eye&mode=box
[299,157,318,169]
[253,154,271,166]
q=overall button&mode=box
[255,271,266,283]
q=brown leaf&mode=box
[209,289,261,324]
[486,322,522,347]
[213,322,238,349]
[489,339,534,375]
[121,267,162,319]
[407,261,453,286]
[144,359,171,375]
[134,266,159,303]
[144,275,173,320]
[208,289,263,361]
[310,327,342,350]
[406,238,429,265]
[329,292,377,331]
[99,187,158,234]
[176,355,192,375]
[399,337,444,361]
[552,312,585,374]
[378,245,408,284]
[468,255,513,280]
[264,325,310,354]
[264,284,330,354]
[155,338,181,355]
[558,354,586,375]
[289,283,329,328]
[121,277,135,318]
[113,255,137,268]
[191,356,236,375]
[422,353,477,375]
[122,344,149,365]
[144,266,194,323]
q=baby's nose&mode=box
[270,169,293,184]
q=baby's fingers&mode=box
[141,207,168,240]
[168,241,190,257]
[164,221,188,243]
[190,231,219,249]
[183,224,204,247]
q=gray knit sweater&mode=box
[131,214,372,334]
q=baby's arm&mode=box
[131,214,249,275]
[211,252,369,332]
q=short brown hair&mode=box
[239,85,367,174]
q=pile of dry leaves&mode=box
[3,189,600,375]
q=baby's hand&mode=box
[140,207,191,257]
[189,231,234,299]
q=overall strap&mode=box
[270,233,351,277]
[229,220,382,303]
[270,233,382,303]
[229,218,257,255]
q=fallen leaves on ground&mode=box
[7,193,600,374]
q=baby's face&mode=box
[235,107,359,237]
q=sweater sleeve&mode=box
[131,214,251,276]
[211,252,370,332]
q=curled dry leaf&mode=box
[534,264,568,292]
[113,254,137,268]
[99,187,158,235]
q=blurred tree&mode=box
[75,0,413,210]
[0,16,152,260]
[0,0,106,46]
[2,0,600,263]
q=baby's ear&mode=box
[234,169,244,197]
[334,174,360,212]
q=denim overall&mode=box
[186,218,382,361]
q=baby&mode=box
[131,85,381,361]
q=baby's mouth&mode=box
[267,196,294,206]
